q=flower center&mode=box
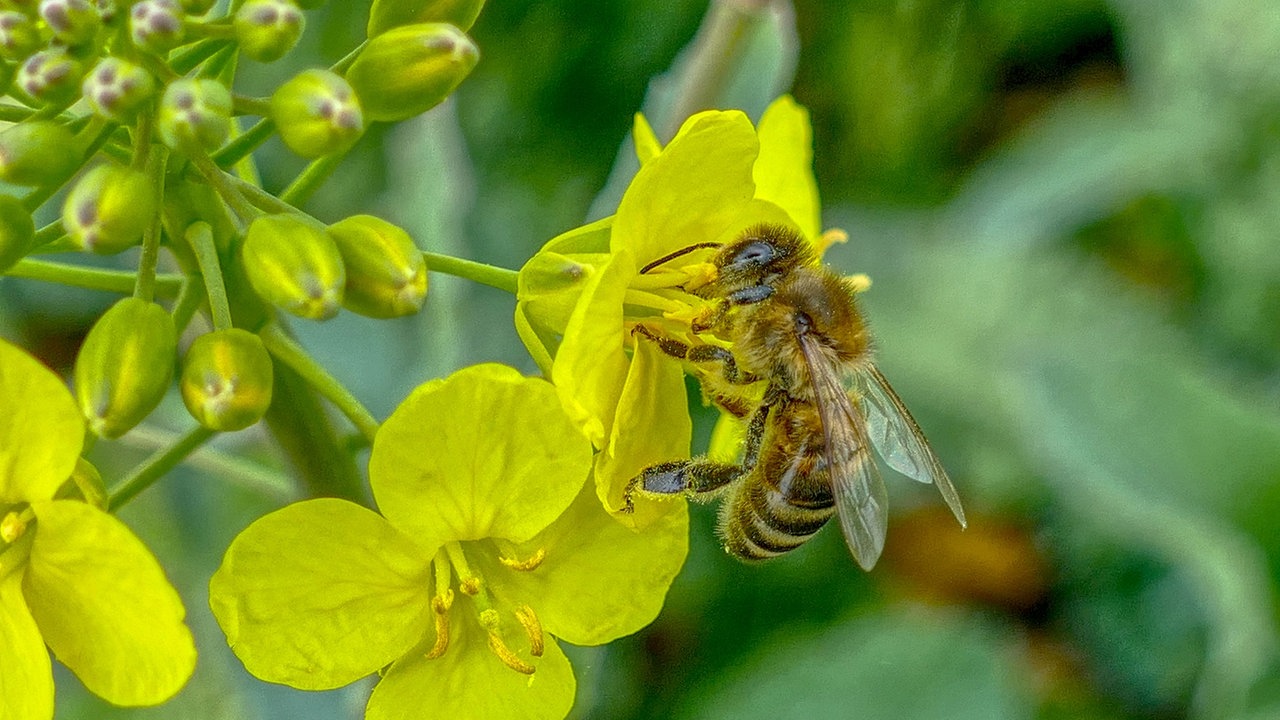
[0,504,35,582]
[425,540,548,675]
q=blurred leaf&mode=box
[675,607,1030,720]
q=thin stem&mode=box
[134,143,169,302]
[170,38,235,75]
[108,425,217,511]
[279,152,344,207]
[187,148,260,225]
[171,278,205,335]
[32,221,65,248]
[664,0,772,138]
[6,259,184,297]
[213,117,276,167]
[232,94,272,118]
[187,222,233,330]
[258,324,380,444]
[423,251,519,295]
[330,41,368,74]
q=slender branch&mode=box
[134,142,169,302]
[171,278,205,335]
[233,94,273,118]
[258,324,380,444]
[170,38,235,75]
[187,222,233,330]
[214,117,276,167]
[279,152,344,207]
[108,425,217,511]
[6,259,184,297]
[423,251,519,294]
[330,41,368,74]
[187,147,260,224]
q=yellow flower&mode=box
[209,364,688,720]
[515,96,844,525]
[0,339,196,719]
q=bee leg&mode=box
[690,285,772,332]
[623,460,745,513]
[632,324,757,385]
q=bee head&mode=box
[699,223,813,298]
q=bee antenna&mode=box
[639,242,723,274]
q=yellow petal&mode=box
[209,498,434,690]
[476,482,688,647]
[551,250,634,448]
[371,364,593,546]
[632,112,661,165]
[614,110,759,266]
[366,613,575,720]
[0,571,52,720]
[24,500,194,706]
[753,95,822,241]
[596,337,692,526]
[0,340,83,503]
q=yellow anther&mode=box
[816,228,849,255]
[479,609,535,675]
[425,589,454,660]
[460,576,482,595]
[498,547,546,572]
[680,261,718,291]
[0,511,26,544]
[514,604,544,657]
[844,273,872,294]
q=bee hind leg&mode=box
[622,459,744,513]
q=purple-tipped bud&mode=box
[270,69,363,158]
[233,0,304,63]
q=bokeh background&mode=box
[3,0,1280,717]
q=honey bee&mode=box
[623,223,966,570]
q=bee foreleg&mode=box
[633,324,757,385]
[622,459,744,513]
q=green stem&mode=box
[424,251,519,294]
[187,148,260,225]
[170,38,235,75]
[330,40,368,74]
[232,94,272,117]
[185,20,236,40]
[134,142,169,302]
[6,259,184,297]
[258,324,380,444]
[279,152,344,207]
[32,221,65,248]
[187,222,233,330]
[213,117,276,167]
[21,119,118,212]
[171,278,205,335]
[664,0,771,138]
[108,426,217,511]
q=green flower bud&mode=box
[0,193,33,272]
[74,297,177,439]
[241,214,345,320]
[158,78,232,151]
[0,121,78,186]
[367,0,485,36]
[63,163,157,254]
[270,69,363,158]
[180,328,274,431]
[18,48,86,105]
[233,0,303,63]
[327,214,426,318]
[129,0,185,54]
[344,22,478,122]
[0,12,41,62]
[82,57,156,122]
[58,457,108,509]
[38,0,100,46]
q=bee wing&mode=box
[851,364,967,528]
[799,335,888,570]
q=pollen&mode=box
[425,589,453,659]
[514,604,544,657]
[497,547,546,571]
[479,609,535,675]
[459,576,482,595]
[0,510,26,543]
[815,227,848,255]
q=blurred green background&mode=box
[3,0,1280,718]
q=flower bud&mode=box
[18,48,86,105]
[327,214,426,318]
[130,0,184,53]
[0,193,33,272]
[158,78,232,152]
[0,12,41,62]
[74,297,177,439]
[180,328,273,431]
[63,163,157,254]
[0,121,78,186]
[367,0,485,36]
[270,69,363,158]
[59,457,108,510]
[344,22,478,122]
[39,0,100,46]
[233,0,303,63]
[82,57,156,122]
[240,214,345,320]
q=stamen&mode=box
[444,542,482,595]
[844,273,872,293]
[0,511,27,544]
[425,589,454,659]
[514,604,544,657]
[479,609,535,675]
[460,576,482,595]
[623,288,686,314]
[816,228,848,254]
[498,547,546,572]
[628,270,689,291]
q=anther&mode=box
[425,589,454,659]
[498,547,546,572]
[0,511,26,544]
[514,604,544,657]
[460,576,481,595]
[479,609,535,675]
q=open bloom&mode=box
[0,339,196,719]
[210,364,688,720]
[515,96,850,525]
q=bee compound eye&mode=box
[731,240,775,267]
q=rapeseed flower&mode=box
[516,96,849,525]
[0,339,196,719]
[210,364,688,720]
